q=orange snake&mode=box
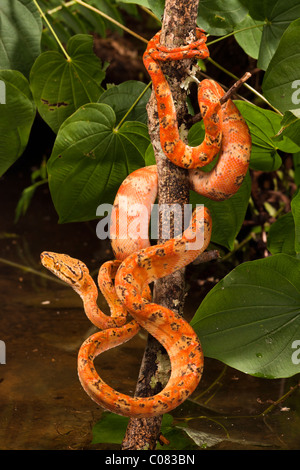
[41,29,251,418]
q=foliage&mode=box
[1,0,300,381]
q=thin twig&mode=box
[187,72,252,127]
[219,72,252,105]
[192,249,220,265]
[33,0,71,61]
[207,57,283,115]
[73,0,148,44]
[259,383,300,417]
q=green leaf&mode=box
[293,151,300,187]
[197,0,248,36]
[262,18,300,113]
[144,143,156,166]
[47,103,150,223]
[76,4,106,37]
[267,212,296,256]
[149,413,195,450]
[91,0,125,34]
[268,190,300,257]
[120,0,163,19]
[30,34,106,133]
[190,173,251,251]
[234,15,263,60]
[0,0,42,77]
[15,184,38,222]
[191,254,300,378]
[91,412,128,444]
[0,70,36,176]
[98,81,151,125]
[274,111,300,148]
[147,123,251,250]
[187,116,252,250]
[242,0,300,70]
[148,0,164,18]
[234,102,287,171]
[59,4,87,35]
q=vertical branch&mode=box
[121,0,200,450]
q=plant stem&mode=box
[73,0,148,44]
[33,0,71,61]
[0,257,65,285]
[194,365,227,401]
[221,232,255,262]
[206,23,266,47]
[47,0,76,15]
[121,0,200,451]
[259,383,300,417]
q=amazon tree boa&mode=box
[41,28,251,418]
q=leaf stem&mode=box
[73,0,148,44]
[47,1,76,15]
[114,81,152,131]
[33,0,71,61]
[206,23,266,47]
[221,232,255,262]
[207,57,283,115]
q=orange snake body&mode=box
[41,29,251,418]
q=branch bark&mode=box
[187,72,252,128]
[121,0,201,451]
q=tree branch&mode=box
[187,72,252,128]
[121,0,201,451]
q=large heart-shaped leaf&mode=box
[98,81,151,125]
[0,70,36,176]
[242,0,300,70]
[187,113,252,250]
[291,190,300,256]
[267,212,296,257]
[197,0,248,35]
[120,0,164,19]
[234,15,263,60]
[189,101,297,173]
[190,173,251,251]
[262,18,300,113]
[191,254,300,378]
[235,101,300,170]
[0,0,42,77]
[47,103,150,223]
[30,34,106,133]
[273,111,300,149]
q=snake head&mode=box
[40,251,91,293]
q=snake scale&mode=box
[41,28,251,418]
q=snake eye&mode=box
[54,262,61,271]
